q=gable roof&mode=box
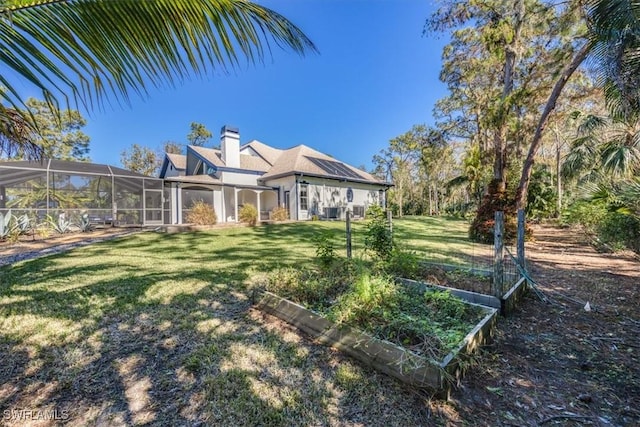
[259,144,385,184]
[241,140,283,166]
[160,139,390,186]
[166,153,186,170]
[189,145,271,172]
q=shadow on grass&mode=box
[0,231,434,426]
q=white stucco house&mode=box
[159,126,392,224]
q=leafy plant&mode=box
[239,203,258,226]
[15,214,33,235]
[0,210,17,240]
[383,249,421,278]
[596,211,640,252]
[78,213,93,232]
[48,214,72,234]
[186,200,218,225]
[364,205,393,260]
[313,232,337,267]
[270,206,289,221]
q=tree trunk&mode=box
[556,133,562,217]
[515,41,592,210]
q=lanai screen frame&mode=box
[0,159,163,226]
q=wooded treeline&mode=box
[373,0,640,252]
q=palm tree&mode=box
[0,0,316,159]
[588,0,640,117]
[563,111,640,182]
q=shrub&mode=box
[270,206,289,221]
[0,210,16,240]
[562,200,608,233]
[384,249,421,278]
[596,211,640,253]
[186,200,217,225]
[364,205,393,260]
[78,213,93,232]
[313,232,337,267]
[47,214,72,234]
[239,203,258,226]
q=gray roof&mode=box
[161,141,389,186]
[189,145,271,172]
[166,153,186,170]
[259,144,384,184]
[241,140,283,166]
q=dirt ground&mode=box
[1,224,638,426]
[441,224,640,426]
[0,227,137,259]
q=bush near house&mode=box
[270,206,289,221]
[239,203,258,226]
[186,200,217,225]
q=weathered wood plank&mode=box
[501,276,528,316]
[397,277,502,310]
[254,291,497,395]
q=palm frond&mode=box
[0,105,41,159]
[0,0,316,159]
[587,0,640,117]
[601,139,640,176]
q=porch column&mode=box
[256,190,262,222]
[234,188,239,222]
[175,184,182,224]
[221,187,226,222]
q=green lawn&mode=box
[0,217,485,426]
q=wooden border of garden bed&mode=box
[415,262,529,316]
[397,277,502,309]
[501,276,528,316]
[253,291,497,397]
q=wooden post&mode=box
[346,210,352,259]
[493,211,504,299]
[517,209,526,273]
[387,209,393,235]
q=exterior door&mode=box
[144,189,163,225]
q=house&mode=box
[159,126,392,224]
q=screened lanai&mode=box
[0,160,165,226]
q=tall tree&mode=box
[162,141,184,155]
[121,144,160,176]
[429,0,595,240]
[515,0,640,209]
[9,98,90,161]
[373,127,423,217]
[0,0,316,159]
[187,122,212,147]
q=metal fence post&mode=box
[494,211,504,299]
[346,210,352,259]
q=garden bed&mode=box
[399,262,528,315]
[254,267,497,395]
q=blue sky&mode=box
[83,0,449,170]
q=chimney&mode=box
[220,125,240,168]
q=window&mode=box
[300,184,308,211]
